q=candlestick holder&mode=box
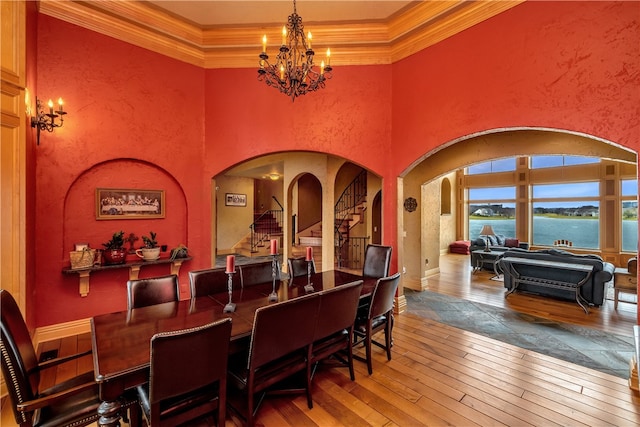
[223,271,236,312]
[304,260,314,293]
[269,254,279,302]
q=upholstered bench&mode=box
[449,240,471,255]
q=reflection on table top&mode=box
[91,270,373,386]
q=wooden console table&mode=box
[500,257,594,314]
[62,257,192,297]
[613,267,638,310]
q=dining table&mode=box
[90,269,375,426]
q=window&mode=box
[530,155,599,169]
[621,179,638,252]
[468,187,515,240]
[532,183,600,249]
[467,158,516,175]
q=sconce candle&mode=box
[305,246,313,262]
[226,255,235,273]
[31,96,67,145]
[270,239,278,255]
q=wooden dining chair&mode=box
[310,280,363,380]
[227,292,320,427]
[239,260,279,287]
[127,274,180,310]
[353,272,401,374]
[362,244,392,279]
[189,266,240,298]
[0,289,139,427]
[135,318,232,427]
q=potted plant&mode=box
[102,231,127,265]
[136,231,160,261]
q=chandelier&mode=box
[258,0,333,101]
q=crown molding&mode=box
[38,0,524,69]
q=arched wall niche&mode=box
[399,128,637,292]
[55,159,189,316]
[63,158,189,261]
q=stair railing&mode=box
[334,170,367,267]
[250,196,284,253]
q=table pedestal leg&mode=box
[98,399,122,427]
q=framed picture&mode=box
[225,193,247,207]
[96,188,165,220]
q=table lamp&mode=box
[479,225,495,252]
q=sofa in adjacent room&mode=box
[498,248,615,307]
[469,235,529,268]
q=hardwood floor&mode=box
[4,253,638,426]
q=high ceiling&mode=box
[38,0,524,68]
[145,1,416,27]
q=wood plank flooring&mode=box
[3,253,638,426]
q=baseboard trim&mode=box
[32,318,92,345]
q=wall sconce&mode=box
[31,97,67,145]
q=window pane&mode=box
[531,155,563,169]
[469,187,515,200]
[491,158,516,172]
[622,200,638,252]
[467,158,515,174]
[622,179,638,196]
[532,202,599,249]
[532,183,599,198]
[531,155,599,168]
[469,203,516,240]
[564,156,599,166]
[467,162,491,175]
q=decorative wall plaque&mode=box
[404,197,417,212]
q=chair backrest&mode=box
[0,289,39,424]
[127,274,180,310]
[248,292,320,369]
[313,280,363,341]
[288,257,315,278]
[149,317,232,404]
[189,267,239,298]
[368,272,401,319]
[362,244,392,279]
[240,260,279,287]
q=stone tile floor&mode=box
[404,288,636,378]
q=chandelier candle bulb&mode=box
[320,61,325,75]
[307,31,312,49]
[270,239,278,255]
[306,246,313,262]
[57,97,63,113]
[262,35,267,53]
[326,48,331,66]
[282,26,286,45]
[226,255,235,274]
[48,99,54,115]
[280,65,284,80]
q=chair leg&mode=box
[218,379,226,427]
[366,325,373,375]
[385,320,392,361]
[306,346,314,409]
[347,339,356,381]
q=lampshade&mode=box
[479,225,495,236]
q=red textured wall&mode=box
[31,1,639,326]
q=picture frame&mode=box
[96,188,165,220]
[225,193,247,207]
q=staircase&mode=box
[234,197,284,257]
[335,170,369,269]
